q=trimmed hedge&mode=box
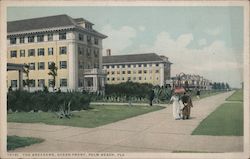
[7,91,91,112]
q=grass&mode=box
[226,89,243,101]
[192,90,243,136]
[8,105,164,128]
[7,135,44,151]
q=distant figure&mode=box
[8,86,12,92]
[181,92,193,120]
[196,89,201,99]
[149,89,155,106]
[170,93,181,120]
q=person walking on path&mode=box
[149,89,155,106]
[196,89,201,99]
[181,92,193,120]
[170,92,181,120]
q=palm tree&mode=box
[23,64,30,91]
[48,62,58,92]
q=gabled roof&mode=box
[103,53,172,64]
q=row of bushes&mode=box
[7,91,91,112]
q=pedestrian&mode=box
[149,89,155,106]
[196,89,201,99]
[181,92,193,120]
[170,92,181,120]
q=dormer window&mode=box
[87,35,91,43]
[59,32,66,40]
[10,37,16,44]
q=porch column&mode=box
[93,76,97,92]
[18,69,23,90]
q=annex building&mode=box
[102,51,172,86]
[7,14,107,92]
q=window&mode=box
[86,49,91,57]
[79,34,84,41]
[122,71,126,74]
[38,62,45,70]
[10,50,17,58]
[37,48,45,56]
[20,50,25,57]
[59,32,66,40]
[117,71,120,74]
[156,64,159,67]
[60,61,67,69]
[139,77,142,80]
[107,78,110,81]
[47,34,53,41]
[144,70,147,74]
[28,49,35,56]
[11,80,17,87]
[127,64,131,68]
[87,35,91,43]
[94,50,99,57]
[29,80,35,87]
[127,71,131,74]
[29,63,35,70]
[10,37,16,44]
[20,37,25,43]
[133,77,136,80]
[78,47,83,55]
[107,71,110,75]
[48,61,53,69]
[38,79,45,87]
[111,65,114,68]
[60,79,67,87]
[128,77,131,81]
[59,47,67,54]
[28,36,34,43]
[122,77,125,81]
[112,78,115,81]
[94,38,98,45]
[111,71,115,75]
[48,79,53,87]
[37,35,44,42]
[122,65,125,68]
[138,70,142,74]
[48,48,53,55]
[155,70,159,73]
[143,64,147,67]
[138,64,142,67]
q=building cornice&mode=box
[103,60,172,65]
[7,26,75,37]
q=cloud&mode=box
[198,38,207,46]
[136,32,243,88]
[138,26,146,32]
[205,27,221,36]
[101,24,137,54]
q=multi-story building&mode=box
[102,51,172,86]
[171,73,212,90]
[7,14,107,92]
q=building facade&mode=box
[170,73,212,90]
[7,14,107,92]
[102,52,172,86]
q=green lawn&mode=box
[7,135,44,151]
[8,105,164,128]
[192,102,243,136]
[226,89,243,101]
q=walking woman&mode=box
[170,92,181,120]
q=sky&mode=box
[7,6,244,88]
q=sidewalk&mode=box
[8,91,243,152]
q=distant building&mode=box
[102,51,172,86]
[171,73,212,90]
[7,14,107,92]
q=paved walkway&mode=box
[8,91,243,152]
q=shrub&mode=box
[7,91,91,112]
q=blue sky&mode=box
[7,6,244,88]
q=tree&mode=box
[23,64,30,91]
[48,62,58,92]
[226,83,230,89]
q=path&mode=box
[8,91,243,152]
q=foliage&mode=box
[7,91,91,112]
[48,62,58,91]
[7,135,44,151]
[8,105,165,128]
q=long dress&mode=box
[170,95,181,119]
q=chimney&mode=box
[106,49,111,56]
